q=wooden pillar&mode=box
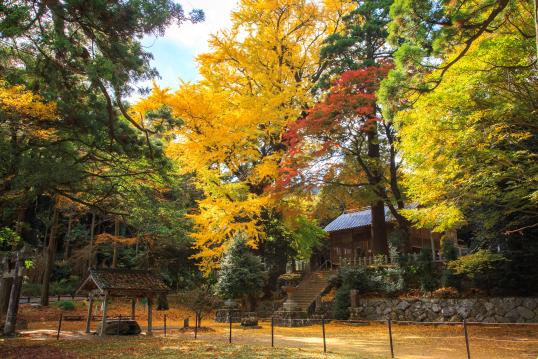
[100,291,108,336]
[131,298,136,320]
[430,231,436,261]
[85,294,94,333]
[147,296,153,335]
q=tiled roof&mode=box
[84,268,169,293]
[324,207,393,232]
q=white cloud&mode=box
[130,0,238,101]
[163,0,238,55]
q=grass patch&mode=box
[0,337,381,358]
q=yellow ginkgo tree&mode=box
[133,0,350,273]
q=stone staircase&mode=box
[288,270,336,313]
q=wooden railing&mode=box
[336,252,458,268]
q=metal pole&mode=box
[164,314,167,337]
[271,316,274,347]
[463,320,471,359]
[322,317,326,353]
[229,312,232,343]
[388,318,394,358]
[57,313,63,340]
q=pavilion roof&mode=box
[76,268,169,297]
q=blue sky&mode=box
[137,0,238,96]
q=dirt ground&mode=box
[6,300,538,358]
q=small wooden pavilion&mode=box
[76,268,169,336]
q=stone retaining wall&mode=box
[349,297,538,323]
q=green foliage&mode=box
[319,0,393,88]
[215,233,267,300]
[333,285,352,320]
[290,216,326,260]
[54,300,75,311]
[0,227,21,250]
[332,265,405,319]
[448,250,506,279]
[415,249,438,292]
[382,0,537,243]
[50,277,81,296]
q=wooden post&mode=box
[271,316,274,347]
[56,313,63,340]
[388,318,394,358]
[131,298,136,320]
[85,294,94,333]
[147,296,153,335]
[463,319,471,359]
[164,314,167,336]
[321,317,326,353]
[100,292,108,336]
[228,312,232,343]
[430,231,436,261]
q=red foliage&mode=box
[277,63,392,190]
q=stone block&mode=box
[442,307,456,317]
[99,319,141,335]
[396,301,410,311]
[505,308,519,322]
[523,298,538,311]
[516,306,535,320]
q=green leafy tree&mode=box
[393,27,537,242]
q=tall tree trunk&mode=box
[0,276,13,319]
[3,250,22,336]
[40,205,59,306]
[367,125,388,255]
[112,216,119,268]
[64,215,72,259]
[88,211,95,270]
[533,0,538,60]
[1,206,26,318]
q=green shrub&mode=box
[447,250,507,293]
[49,275,80,295]
[416,249,439,292]
[55,300,75,311]
[331,265,405,319]
[332,285,351,319]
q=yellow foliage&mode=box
[95,233,139,246]
[0,80,58,139]
[134,0,349,274]
[396,25,535,232]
